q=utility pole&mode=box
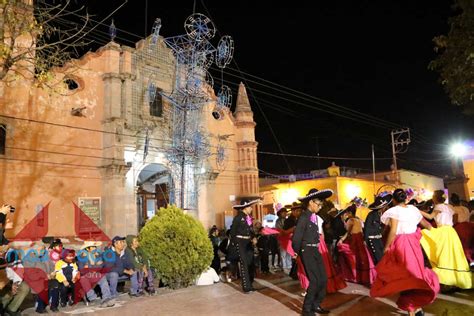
[391,128,411,184]
[372,144,376,198]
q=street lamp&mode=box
[450,142,468,158]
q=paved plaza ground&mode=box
[20,271,474,316]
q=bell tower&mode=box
[234,82,261,219]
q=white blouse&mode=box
[381,205,422,234]
[317,215,324,234]
[433,204,454,226]
[452,205,470,223]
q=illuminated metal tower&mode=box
[151,14,234,210]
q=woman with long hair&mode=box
[419,190,472,289]
[370,189,439,316]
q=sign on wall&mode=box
[78,197,101,225]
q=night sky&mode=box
[80,0,473,178]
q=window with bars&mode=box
[0,124,6,155]
[149,87,163,117]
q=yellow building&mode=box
[260,169,444,221]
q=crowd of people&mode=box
[221,189,474,316]
[0,205,156,316]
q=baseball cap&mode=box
[111,236,125,245]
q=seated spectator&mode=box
[46,238,64,312]
[77,241,115,308]
[104,236,139,298]
[208,227,221,274]
[53,249,80,309]
[195,267,220,286]
[22,240,56,314]
[0,249,30,316]
[125,235,155,295]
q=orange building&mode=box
[0,34,260,238]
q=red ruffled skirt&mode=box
[453,222,474,263]
[370,230,440,312]
[297,237,347,293]
[337,232,377,285]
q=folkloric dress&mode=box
[420,204,473,289]
[370,205,440,312]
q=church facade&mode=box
[0,36,260,238]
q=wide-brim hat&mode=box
[232,198,260,210]
[81,241,102,250]
[297,188,333,202]
[334,204,356,217]
[276,207,288,216]
[368,194,393,210]
[290,202,303,210]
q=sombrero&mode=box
[233,198,260,210]
[368,194,393,210]
[334,204,357,218]
[276,206,288,216]
[80,240,103,250]
[297,188,333,202]
[290,202,303,210]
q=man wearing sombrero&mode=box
[364,194,392,264]
[292,188,332,315]
[230,198,259,293]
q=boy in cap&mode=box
[53,249,80,310]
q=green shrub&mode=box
[139,205,213,289]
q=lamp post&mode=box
[449,142,470,201]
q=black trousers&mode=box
[237,240,255,291]
[366,238,384,265]
[300,245,327,313]
[259,249,270,272]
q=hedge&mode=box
[139,205,213,289]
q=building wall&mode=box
[399,169,444,196]
[0,47,109,237]
[1,38,256,238]
[463,158,474,200]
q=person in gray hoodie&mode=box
[124,235,155,295]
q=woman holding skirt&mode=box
[370,189,439,316]
[419,190,472,289]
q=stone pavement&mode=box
[20,271,474,315]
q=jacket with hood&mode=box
[124,235,150,270]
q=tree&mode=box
[429,0,474,114]
[0,0,89,86]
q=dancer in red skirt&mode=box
[450,193,474,266]
[370,189,439,316]
[296,213,347,294]
[336,205,377,285]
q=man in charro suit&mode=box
[292,188,332,316]
[364,194,392,264]
[230,198,259,293]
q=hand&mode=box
[143,269,148,278]
[124,269,134,276]
[49,272,56,279]
[0,205,10,214]
[12,282,19,295]
[63,280,70,287]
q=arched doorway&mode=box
[136,163,172,228]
